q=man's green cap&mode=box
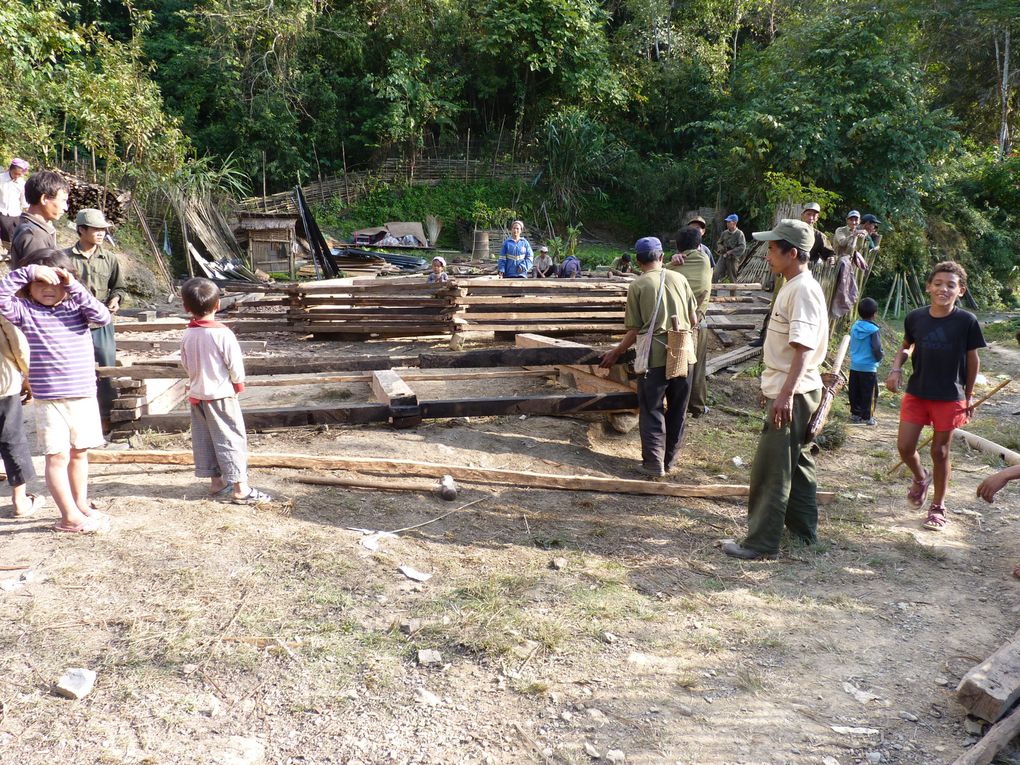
[75,208,113,229]
[752,219,814,253]
[685,215,707,228]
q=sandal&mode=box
[52,515,110,534]
[1012,563,1020,581]
[12,494,45,518]
[232,488,272,505]
[908,470,933,508]
[209,484,233,500]
[922,505,947,531]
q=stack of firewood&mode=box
[62,173,131,224]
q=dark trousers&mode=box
[847,370,878,420]
[91,323,116,421]
[0,393,34,486]
[0,214,19,244]
[637,366,693,469]
[743,389,822,555]
[687,325,709,414]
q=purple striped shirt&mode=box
[0,266,111,399]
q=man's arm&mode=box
[108,255,126,309]
[978,464,1020,503]
[770,344,811,428]
[599,329,638,368]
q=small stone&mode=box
[964,717,985,735]
[601,631,618,644]
[676,704,694,717]
[560,710,573,722]
[54,668,97,700]
[934,676,950,687]
[414,687,441,706]
[606,750,625,763]
[865,752,881,765]
[182,664,199,675]
[417,649,443,667]
[200,693,222,717]
[583,742,600,758]
[209,735,265,765]
[550,557,568,571]
[822,758,840,765]
[899,711,918,722]
[587,708,608,724]
[400,619,424,635]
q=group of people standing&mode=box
[602,207,992,563]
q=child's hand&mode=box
[53,267,73,285]
[884,370,900,393]
[31,265,62,285]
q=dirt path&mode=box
[1,339,1020,764]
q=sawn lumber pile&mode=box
[63,173,131,224]
[221,276,769,340]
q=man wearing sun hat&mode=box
[714,213,746,282]
[0,159,30,245]
[722,219,828,561]
[64,208,124,429]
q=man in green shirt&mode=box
[64,208,125,429]
[601,237,698,477]
[714,213,746,282]
[669,227,712,418]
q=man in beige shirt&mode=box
[723,219,829,560]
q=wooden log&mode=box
[515,333,635,395]
[949,703,1020,765]
[89,448,836,502]
[954,429,1020,466]
[417,347,630,369]
[294,475,438,494]
[957,627,1020,723]
[243,369,551,388]
[371,370,417,407]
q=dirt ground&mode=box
[2,328,1020,765]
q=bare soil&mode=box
[2,330,1020,765]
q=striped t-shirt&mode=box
[0,266,111,399]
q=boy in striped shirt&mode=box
[0,249,112,533]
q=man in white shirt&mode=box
[723,219,829,560]
[0,159,29,244]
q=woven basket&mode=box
[665,329,691,379]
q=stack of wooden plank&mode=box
[109,377,188,423]
[64,173,131,224]
[453,278,629,334]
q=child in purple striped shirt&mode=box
[0,249,112,533]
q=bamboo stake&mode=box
[887,378,1012,474]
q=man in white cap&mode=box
[722,219,828,560]
[533,245,555,278]
[600,237,698,477]
[0,159,29,246]
[64,208,124,429]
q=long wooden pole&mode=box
[887,378,1012,474]
[88,448,835,503]
[949,702,1020,765]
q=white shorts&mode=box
[36,397,105,454]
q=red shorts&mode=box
[900,393,969,432]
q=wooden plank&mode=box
[463,323,623,333]
[371,370,417,407]
[957,627,1020,722]
[418,347,629,369]
[117,339,268,353]
[99,356,417,379]
[116,403,393,432]
[705,345,762,376]
[515,333,635,395]
[706,305,770,316]
[89,448,836,503]
[144,378,188,416]
[459,295,626,306]
[711,283,763,292]
[709,327,737,348]
[244,369,551,387]
[115,321,190,333]
[458,311,624,321]
[417,392,637,418]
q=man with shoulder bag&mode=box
[600,237,698,478]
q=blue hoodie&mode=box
[849,319,883,372]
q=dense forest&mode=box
[2,1,1018,301]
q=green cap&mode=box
[752,219,814,253]
[75,208,113,229]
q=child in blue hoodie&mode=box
[848,297,883,425]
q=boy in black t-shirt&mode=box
[885,261,985,531]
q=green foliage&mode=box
[316,179,540,248]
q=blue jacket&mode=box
[558,255,582,278]
[498,238,533,278]
[849,319,883,372]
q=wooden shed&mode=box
[237,213,298,279]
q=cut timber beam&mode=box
[112,393,638,433]
[705,345,762,376]
[515,333,635,395]
[949,703,1020,765]
[371,370,417,407]
[958,627,1020,722]
[117,339,268,354]
[89,448,834,503]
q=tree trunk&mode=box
[996,27,1012,161]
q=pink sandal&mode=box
[922,505,947,531]
[908,470,932,508]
